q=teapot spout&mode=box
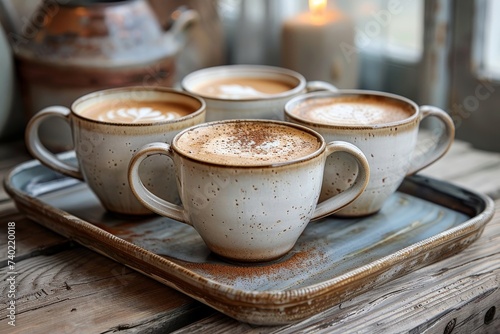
[164,7,199,46]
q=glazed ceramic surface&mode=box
[25,87,206,215]
[128,120,369,262]
[285,90,455,216]
[181,65,337,121]
[5,154,494,325]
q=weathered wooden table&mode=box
[0,138,499,333]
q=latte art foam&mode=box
[79,101,192,123]
[99,107,179,123]
[205,84,271,99]
[290,96,413,126]
[191,77,295,99]
[176,122,321,166]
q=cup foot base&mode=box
[332,209,381,219]
[213,250,294,265]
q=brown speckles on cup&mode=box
[285,90,455,216]
[25,87,206,215]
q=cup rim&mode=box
[180,64,307,102]
[171,119,326,168]
[70,86,206,126]
[284,89,420,130]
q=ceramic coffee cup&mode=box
[285,90,455,217]
[128,120,370,262]
[180,64,337,121]
[25,87,206,215]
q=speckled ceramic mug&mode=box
[25,87,206,215]
[181,65,337,121]
[128,120,370,262]
[285,90,455,217]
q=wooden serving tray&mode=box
[4,153,495,325]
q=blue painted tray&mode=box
[4,153,495,325]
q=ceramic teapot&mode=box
[7,0,198,150]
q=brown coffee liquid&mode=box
[80,100,192,123]
[176,122,322,165]
[192,77,296,99]
[290,95,414,126]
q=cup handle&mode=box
[311,141,370,221]
[25,106,83,180]
[128,142,189,224]
[407,105,455,175]
[305,81,339,93]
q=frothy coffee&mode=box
[80,101,192,123]
[289,95,413,126]
[191,77,296,99]
[176,122,321,166]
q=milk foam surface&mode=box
[80,101,191,123]
[176,122,321,165]
[292,96,413,126]
[192,77,294,99]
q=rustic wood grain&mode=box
[421,141,500,200]
[0,217,69,266]
[0,201,19,219]
[0,245,213,334]
[0,141,30,171]
[0,141,31,210]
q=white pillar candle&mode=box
[281,0,358,88]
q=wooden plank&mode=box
[0,141,30,170]
[0,246,214,334]
[422,147,500,185]
[431,137,472,157]
[1,166,16,203]
[0,142,31,205]
[171,200,500,333]
[419,138,500,200]
[443,163,500,200]
[0,201,18,219]
[0,217,69,266]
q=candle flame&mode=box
[309,0,327,15]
